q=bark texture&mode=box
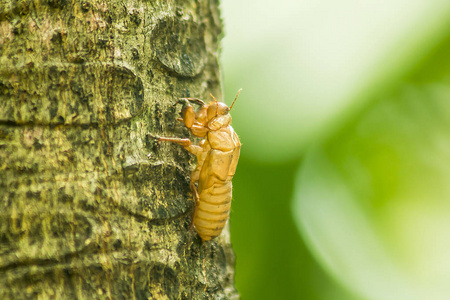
[0,0,238,299]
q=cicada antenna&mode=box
[229,89,242,111]
[209,93,218,102]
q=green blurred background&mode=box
[220,1,450,299]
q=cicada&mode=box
[151,90,241,241]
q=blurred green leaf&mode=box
[293,30,450,300]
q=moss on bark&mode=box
[0,0,238,299]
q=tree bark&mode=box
[0,0,238,299]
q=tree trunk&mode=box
[0,0,238,299]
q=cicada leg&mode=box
[189,181,200,230]
[148,134,192,147]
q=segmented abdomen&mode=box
[194,181,232,241]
